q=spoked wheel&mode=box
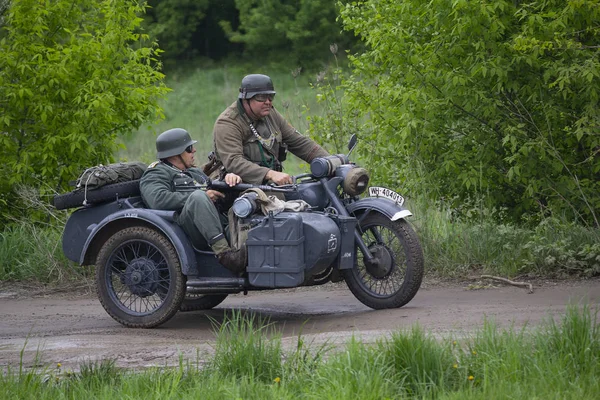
[343,213,424,309]
[180,293,228,312]
[95,226,185,328]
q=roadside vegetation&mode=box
[1,0,598,284]
[1,2,598,398]
[0,63,598,284]
[1,65,598,284]
[2,306,598,399]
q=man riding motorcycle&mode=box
[211,74,329,185]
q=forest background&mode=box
[0,0,599,282]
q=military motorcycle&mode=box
[55,135,424,328]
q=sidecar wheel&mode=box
[95,226,185,328]
[343,213,424,309]
[180,294,228,312]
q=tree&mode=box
[222,0,356,69]
[143,0,240,63]
[333,0,600,226]
[0,0,169,219]
[0,1,8,29]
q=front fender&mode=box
[346,197,413,221]
[80,208,198,275]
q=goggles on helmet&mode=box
[252,93,275,102]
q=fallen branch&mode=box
[480,275,534,294]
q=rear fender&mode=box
[346,197,412,222]
[81,209,198,275]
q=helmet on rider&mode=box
[238,74,276,99]
[156,128,197,159]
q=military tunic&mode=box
[140,161,226,251]
[212,100,329,184]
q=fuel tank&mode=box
[284,181,328,210]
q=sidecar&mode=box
[55,180,357,328]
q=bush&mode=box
[0,0,169,222]
[332,0,600,226]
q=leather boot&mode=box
[217,244,247,273]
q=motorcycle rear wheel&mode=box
[95,226,185,328]
[343,213,424,309]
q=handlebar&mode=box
[294,173,313,181]
[208,180,294,193]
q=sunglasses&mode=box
[253,93,275,102]
[185,145,195,153]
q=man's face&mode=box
[181,144,196,168]
[247,93,274,118]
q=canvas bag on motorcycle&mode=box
[75,162,147,191]
[227,188,310,250]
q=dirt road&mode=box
[1,279,599,371]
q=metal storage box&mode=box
[247,212,305,287]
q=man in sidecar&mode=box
[140,128,246,273]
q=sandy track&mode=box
[1,279,598,371]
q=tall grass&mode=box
[2,305,598,399]
[410,195,600,278]
[0,221,84,283]
[209,310,283,382]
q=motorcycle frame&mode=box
[64,171,414,283]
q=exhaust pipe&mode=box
[186,277,246,294]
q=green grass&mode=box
[2,305,598,399]
[209,309,284,382]
[409,196,600,278]
[0,220,85,283]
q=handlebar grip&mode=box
[208,180,253,191]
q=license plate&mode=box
[368,186,405,206]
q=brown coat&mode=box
[212,100,328,184]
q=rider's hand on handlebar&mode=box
[206,190,225,203]
[224,173,242,187]
[266,170,293,185]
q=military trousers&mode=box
[176,190,228,251]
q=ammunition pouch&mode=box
[278,143,288,163]
[258,158,282,172]
[202,151,226,180]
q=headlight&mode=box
[342,167,370,196]
[232,192,259,218]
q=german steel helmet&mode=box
[238,74,276,99]
[156,128,197,159]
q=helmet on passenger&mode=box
[238,74,276,99]
[156,128,197,159]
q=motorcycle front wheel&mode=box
[95,226,186,328]
[343,213,424,309]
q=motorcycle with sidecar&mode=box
[54,135,424,328]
